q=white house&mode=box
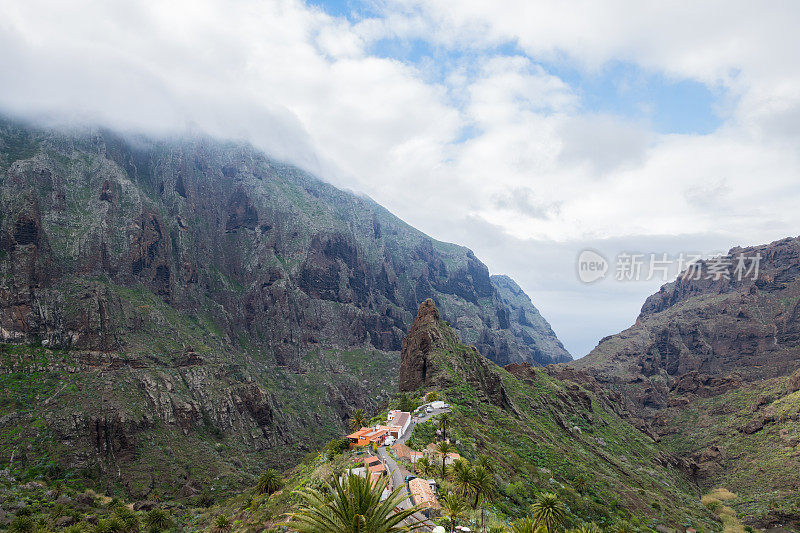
[387,410,411,437]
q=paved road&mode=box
[376,405,452,530]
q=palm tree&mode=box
[437,413,452,441]
[286,471,425,532]
[415,456,435,478]
[470,465,495,532]
[530,492,567,532]
[470,466,494,507]
[256,468,283,496]
[439,493,468,530]
[348,409,368,430]
[572,475,588,494]
[434,441,454,478]
[509,517,536,533]
[475,454,494,473]
[451,459,474,499]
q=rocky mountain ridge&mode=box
[0,116,569,498]
[573,236,800,528]
[0,117,569,367]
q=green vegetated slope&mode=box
[573,237,800,528]
[658,372,800,527]
[400,300,716,530]
[0,277,398,501]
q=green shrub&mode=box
[704,500,721,512]
[143,509,171,533]
[9,516,35,533]
[113,507,140,533]
[212,514,231,532]
[323,438,350,459]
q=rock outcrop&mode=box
[399,299,511,409]
[398,299,442,391]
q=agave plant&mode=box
[144,509,171,533]
[211,514,231,533]
[112,507,140,533]
[609,520,637,533]
[286,471,425,532]
[509,516,536,533]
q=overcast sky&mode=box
[2,0,800,357]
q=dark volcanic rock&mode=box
[491,275,571,365]
[400,299,511,409]
[0,117,566,368]
[575,236,800,409]
[399,298,442,391]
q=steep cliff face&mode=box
[398,298,510,408]
[573,237,800,527]
[491,274,571,365]
[0,117,568,367]
[0,117,568,497]
[575,237,800,409]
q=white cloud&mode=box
[2,0,800,355]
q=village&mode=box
[344,397,457,529]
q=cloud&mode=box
[557,113,652,174]
[492,188,561,220]
[2,0,800,356]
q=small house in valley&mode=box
[425,443,461,464]
[408,477,439,511]
[387,410,411,436]
[392,442,424,463]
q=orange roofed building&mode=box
[347,427,391,447]
[408,477,439,510]
[392,442,424,463]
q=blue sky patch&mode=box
[309,0,725,136]
[546,60,725,135]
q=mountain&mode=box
[574,236,800,528]
[0,302,715,533]
[0,116,568,498]
[398,299,715,530]
[491,274,571,366]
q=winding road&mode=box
[376,405,452,530]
